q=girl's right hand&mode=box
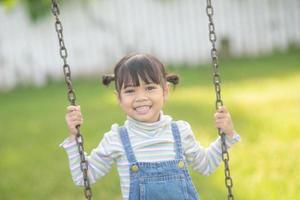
[65,105,83,140]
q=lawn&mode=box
[0,50,299,199]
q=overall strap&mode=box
[118,127,137,164]
[171,122,184,160]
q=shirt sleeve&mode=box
[59,124,122,186]
[177,120,240,176]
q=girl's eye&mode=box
[146,86,156,91]
[124,89,135,93]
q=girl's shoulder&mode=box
[102,123,121,139]
[171,120,198,149]
[172,120,192,132]
[98,123,124,156]
[171,120,194,137]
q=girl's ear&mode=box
[163,83,169,101]
[115,90,121,104]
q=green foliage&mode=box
[0,0,50,21]
[0,50,300,199]
[0,0,17,8]
[23,0,51,21]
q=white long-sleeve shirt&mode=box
[60,113,240,200]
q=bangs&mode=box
[116,55,165,91]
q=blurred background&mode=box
[0,0,299,199]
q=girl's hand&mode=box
[65,105,83,140]
[214,106,235,138]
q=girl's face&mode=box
[117,77,168,123]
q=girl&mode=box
[61,52,240,200]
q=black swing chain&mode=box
[206,0,234,199]
[50,0,232,199]
[51,1,93,199]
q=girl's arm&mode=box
[178,121,240,176]
[60,131,118,186]
[62,105,120,185]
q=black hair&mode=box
[102,52,179,93]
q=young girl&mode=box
[60,52,240,200]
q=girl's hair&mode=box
[102,53,179,92]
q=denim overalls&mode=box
[118,122,200,200]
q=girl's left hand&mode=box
[214,106,235,138]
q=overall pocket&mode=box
[139,174,188,200]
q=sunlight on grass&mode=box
[166,71,300,199]
[229,74,300,106]
[0,51,299,199]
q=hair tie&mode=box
[102,74,115,86]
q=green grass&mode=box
[0,50,299,200]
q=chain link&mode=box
[50,1,233,199]
[206,0,234,199]
[51,1,92,199]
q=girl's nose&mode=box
[135,95,148,102]
[134,90,148,102]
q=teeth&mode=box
[135,106,150,113]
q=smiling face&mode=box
[113,53,169,122]
[118,77,168,123]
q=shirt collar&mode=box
[125,111,172,136]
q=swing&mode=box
[51,0,234,199]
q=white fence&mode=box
[0,0,299,91]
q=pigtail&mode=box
[166,73,180,86]
[102,74,115,86]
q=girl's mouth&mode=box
[134,106,151,114]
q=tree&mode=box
[0,0,64,22]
